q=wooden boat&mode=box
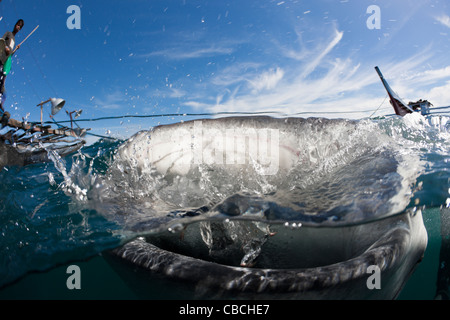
[0,111,89,168]
[375,66,432,116]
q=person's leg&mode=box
[0,69,5,113]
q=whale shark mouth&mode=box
[88,116,429,299]
[111,209,426,299]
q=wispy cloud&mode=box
[248,68,284,93]
[94,91,127,110]
[144,44,235,60]
[300,29,343,78]
[137,27,247,61]
[393,65,450,106]
[183,27,450,118]
[427,81,450,107]
[184,27,374,116]
[435,14,450,28]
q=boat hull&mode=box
[0,141,85,169]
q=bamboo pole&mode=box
[6,116,88,138]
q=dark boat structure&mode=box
[0,102,90,169]
[375,66,432,117]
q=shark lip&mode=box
[111,210,427,299]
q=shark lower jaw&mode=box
[110,210,427,299]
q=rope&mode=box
[430,106,450,111]
[85,132,122,141]
[44,105,449,134]
[369,94,388,118]
[13,107,450,144]
[40,108,394,126]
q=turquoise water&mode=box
[0,114,449,300]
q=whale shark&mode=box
[93,116,427,299]
[110,209,427,299]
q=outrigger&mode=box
[375,66,432,116]
[0,98,90,168]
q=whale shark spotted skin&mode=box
[98,116,427,299]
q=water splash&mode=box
[1,114,449,287]
[86,117,428,230]
[63,115,436,265]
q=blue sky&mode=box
[1,0,450,143]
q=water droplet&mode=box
[168,223,184,233]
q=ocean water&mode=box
[0,113,449,300]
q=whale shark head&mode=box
[89,116,427,299]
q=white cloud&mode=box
[300,29,343,78]
[168,87,187,98]
[145,45,235,60]
[178,19,450,119]
[423,81,450,107]
[94,91,126,110]
[379,51,450,105]
[184,27,380,117]
[248,68,284,93]
[403,66,450,85]
[186,58,378,116]
[139,31,242,60]
[435,15,450,28]
[211,62,262,87]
